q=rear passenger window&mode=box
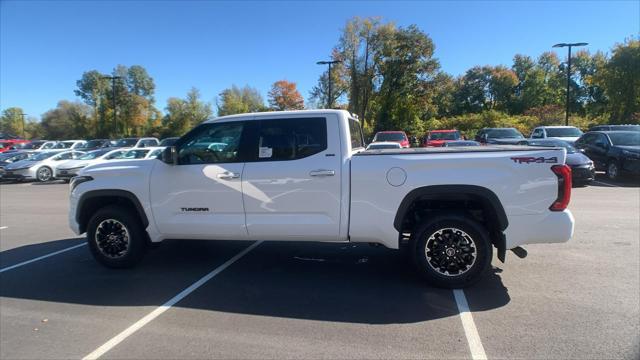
[256,118,327,161]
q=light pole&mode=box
[19,113,27,139]
[101,75,122,136]
[316,60,342,108]
[552,42,588,126]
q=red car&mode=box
[372,131,410,148]
[0,139,29,153]
[423,129,461,147]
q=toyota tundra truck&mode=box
[69,110,574,288]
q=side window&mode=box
[256,118,327,161]
[581,133,597,145]
[178,122,245,165]
[532,129,543,138]
[349,118,365,149]
[55,153,73,161]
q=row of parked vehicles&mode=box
[367,124,640,184]
[0,136,179,182]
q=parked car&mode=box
[475,128,525,145]
[54,140,88,150]
[10,140,46,151]
[530,126,584,144]
[0,151,32,178]
[0,139,30,153]
[3,150,85,182]
[70,110,574,288]
[371,131,410,148]
[442,140,481,147]
[34,141,59,151]
[423,130,462,147]
[574,131,640,180]
[159,137,180,147]
[79,139,112,151]
[111,137,160,148]
[366,142,403,150]
[518,139,595,186]
[589,124,640,132]
[55,148,130,181]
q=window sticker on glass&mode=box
[259,146,273,158]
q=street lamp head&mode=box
[571,42,589,47]
[553,43,568,48]
[316,60,343,65]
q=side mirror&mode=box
[161,146,178,165]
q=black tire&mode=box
[410,215,492,288]
[606,160,621,181]
[36,166,52,182]
[86,205,147,268]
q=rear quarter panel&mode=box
[349,148,569,249]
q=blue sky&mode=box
[1,0,638,119]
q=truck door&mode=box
[241,115,342,241]
[149,121,249,239]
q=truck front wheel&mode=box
[410,215,492,288]
[86,205,147,268]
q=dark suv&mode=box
[574,131,640,180]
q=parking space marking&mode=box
[0,226,7,230]
[592,180,618,187]
[82,240,263,360]
[453,289,487,360]
[0,243,86,273]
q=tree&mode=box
[594,38,640,123]
[217,85,266,116]
[0,107,25,137]
[163,87,213,136]
[268,80,304,110]
[40,101,92,139]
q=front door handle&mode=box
[309,169,335,177]
[217,172,240,180]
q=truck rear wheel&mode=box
[410,215,492,288]
[86,205,147,268]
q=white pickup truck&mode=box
[69,110,574,288]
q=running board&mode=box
[510,246,528,259]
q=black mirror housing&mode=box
[161,146,178,165]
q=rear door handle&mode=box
[309,169,335,177]
[217,172,240,180]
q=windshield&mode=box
[79,149,110,160]
[120,149,150,159]
[114,139,138,147]
[609,132,640,146]
[16,142,42,149]
[486,129,524,139]
[527,140,576,154]
[430,131,460,140]
[374,132,406,141]
[29,152,60,161]
[546,128,583,137]
[84,140,107,148]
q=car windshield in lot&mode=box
[527,139,577,153]
[113,139,138,147]
[367,144,401,150]
[609,132,640,146]
[487,129,523,139]
[119,149,150,159]
[429,132,460,140]
[28,151,61,161]
[83,140,107,148]
[374,133,405,141]
[546,128,583,137]
[79,149,111,160]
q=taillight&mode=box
[550,165,572,211]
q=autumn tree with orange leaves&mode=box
[268,80,305,110]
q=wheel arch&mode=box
[76,189,149,234]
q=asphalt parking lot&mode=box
[1,176,638,359]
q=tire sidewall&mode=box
[87,205,146,268]
[607,161,619,180]
[411,215,492,288]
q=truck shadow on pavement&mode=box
[0,239,510,324]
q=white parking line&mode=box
[0,243,86,273]
[453,289,487,360]
[592,180,618,187]
[83,240,263,360]
[0,226,7,230]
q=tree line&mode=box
[1,17,638,140]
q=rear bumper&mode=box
[504,210,575,249]
[1,169,33,180]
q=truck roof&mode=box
[204,109,353,123]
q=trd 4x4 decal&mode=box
[510,156,558,164]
